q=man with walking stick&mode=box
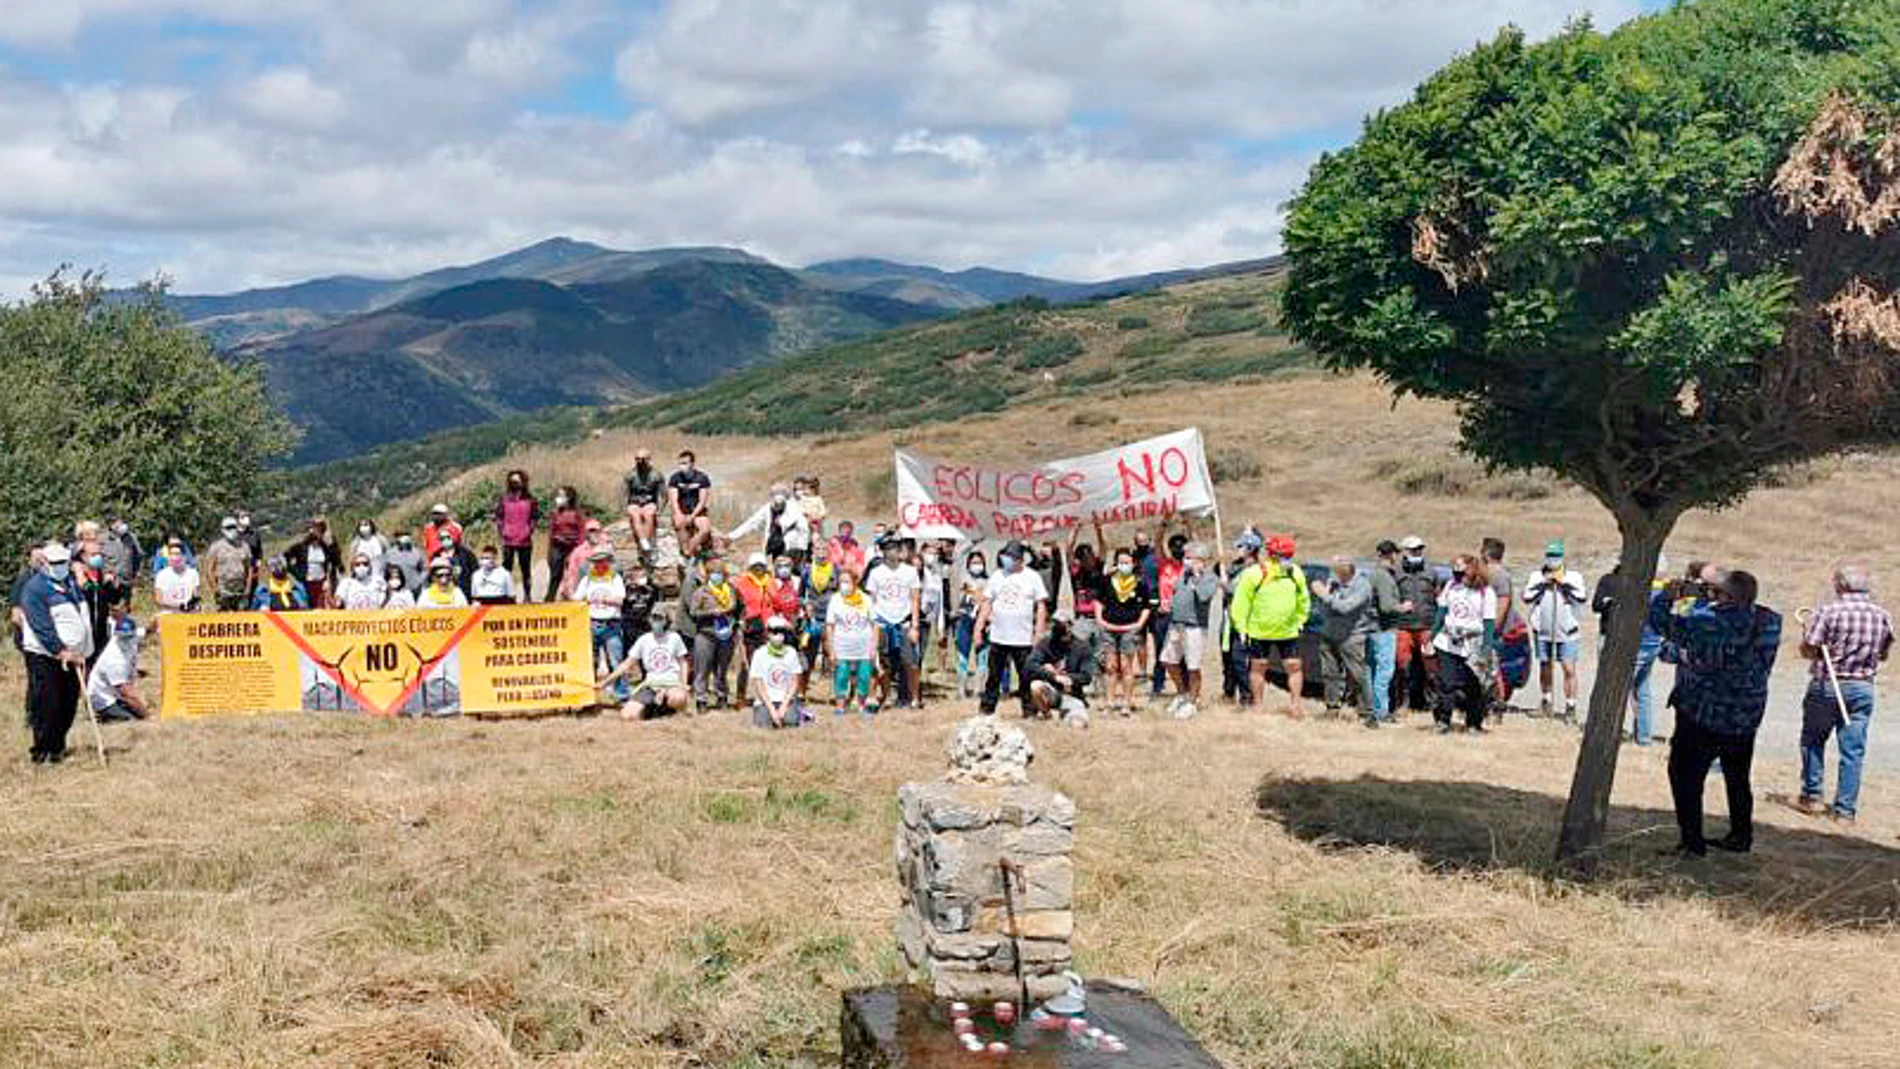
[1796,562,1893,824]
[18,542,95,764]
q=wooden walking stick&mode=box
[69,660,108,767]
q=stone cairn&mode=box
[894,716,1076,1002]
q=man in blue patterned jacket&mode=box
[1651,568,1781,858]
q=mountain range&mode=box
[161,237,1270,464]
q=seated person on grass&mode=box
[599,608,694,720]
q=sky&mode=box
[0,0,1667,296]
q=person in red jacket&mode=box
[422,504,464,560]
[826,520,869,581]
[493,469,541,600]
[544,486,585,603]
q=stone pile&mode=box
[894,717,1076,1001]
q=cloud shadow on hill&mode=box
[1255,774,1900,930]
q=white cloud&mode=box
[0,0,1648,295]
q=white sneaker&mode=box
[1173,701,1198,721]
[1166,695,1186,716]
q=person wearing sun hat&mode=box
[1524,538,1588,722]
[1230,532,1313,719]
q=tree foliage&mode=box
[0,271,298,570]
[1279,0,1899,869]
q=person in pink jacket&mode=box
[493,469,542,599]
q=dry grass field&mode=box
[7,371,1900,1067]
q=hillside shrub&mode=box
[1186,304,1266,337]
[1069,411,1119,428]
[1012,333,1085,371]
[1209,448,1263,483]
[1116,315,1150,331]
[1120,335,1180,361]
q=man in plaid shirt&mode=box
[1797,562,1894,823]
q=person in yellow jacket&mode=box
[1230,534,1313,719]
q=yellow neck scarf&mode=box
[708,581,735,611]
[1111,573,1139,601]
[267,575,296,599]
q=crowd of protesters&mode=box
[7,449,1892,850]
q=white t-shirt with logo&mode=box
[984,569,1049,648]
[571,573,626,621]
[1433,582,1498,660]
[749,645,805,704]
[471,566,514,601]
[827,593,876,662]
[631,631,689,688]
[88,637,138,712]
[865,563,921,625]
[154,566,201,610]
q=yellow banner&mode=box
[159,603,596,718]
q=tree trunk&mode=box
[1555,509,1676,876]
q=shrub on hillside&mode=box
[1186,303,1267,337]
[1012,333,1085,371]
[1069,410,1119,428]
[1209,448,1263,483]
[1120,335,1180,361]
[1116,315,1150,331]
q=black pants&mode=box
[545,542,577,602]
[25,652,79,761]
[503,545,533,599]
[1667,717,1756,851]
[981,644,1034,716]
[1434,652,1488,729]
[1223,637,1254,703]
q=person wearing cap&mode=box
[558,518,614,600]
[20,542,95,762]
[1392,535,1441,714]
[422,504,463,560]
[801,542,840,683]
[572,547,629,701]
[1028,615,1095,724]
[1363,541,1406,726]
[334,552,388,610]
[1220,529,1263,706]
[600,607,694,720]
[668,449,715,559]
[1230,534,1313,718]
[543,485,586,602]
[749,615,809,728]
[417,560,469,609]
[728,482,811,563]
[864,539,923,710]
[974,540,1050,717]
[1525,539,1588,721]
[88,597,150,723]
[252,556,312,611]
[200,517,255,612]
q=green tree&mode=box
[1280,0,1900,871]
[0,271,299,574]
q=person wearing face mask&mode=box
[422,504,464,560]
[285,518,341,609]
[558,519,613,600]
[435,532,479,600]
[571,548,629,702]
[974,541,1049,717]
[1231,534,1313,719]
[69,522,113,662]
[667,449,715,559]
[621,451,665,558]
[1160,543,1222,720]
[954,551,991,700]
[89,599,151,722]
[349,520,388,579]
[748,616,809,728]
[729,481,811,565]
[688,556,738,708]
[1146,532,1190,702]
[381,564,417,610]
[21,542,96,762]
[252,556,311,611]
[489,470,540,594]
[334,553,387,610]
[470,545,517,606]
[1311,557,1376,722]
[1431,555,1500,735]
[153,542,202,614]
[543,489,585,607]
[735,553,799,698]
[1524,540,1588,722]
[1219,530,1262,707]
[417,562,470,609]
[1364,541,1408,727]
[385,532,426,596]
[915,543,950,699]
[204,517,257,612]
[863,540,923,710]
[233,510,263,575]
[600,608,694,720]
[619,563,658,654]
[1028,615,1095,725]
[801,545,839,680]
[1096,548,1156,716]
[826,520,868,581]
[100,514,144,588]
[827,570,877,716]
[1391,535,1442,715]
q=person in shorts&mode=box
[601,608,693,719]
[1096,547,1156,716]
[1160,542,1220,719]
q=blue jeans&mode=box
[877,620,914,701]
[1801,678,1876,818]
[1601,631,1663,744]
[592,621,627,702]
[1366,631,1397,721]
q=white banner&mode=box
[896,428,1217,541]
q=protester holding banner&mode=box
[974,540,1048,718]
[254,557,312,611]
[334,553,386,610]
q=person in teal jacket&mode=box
[1230,534,1313,718]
